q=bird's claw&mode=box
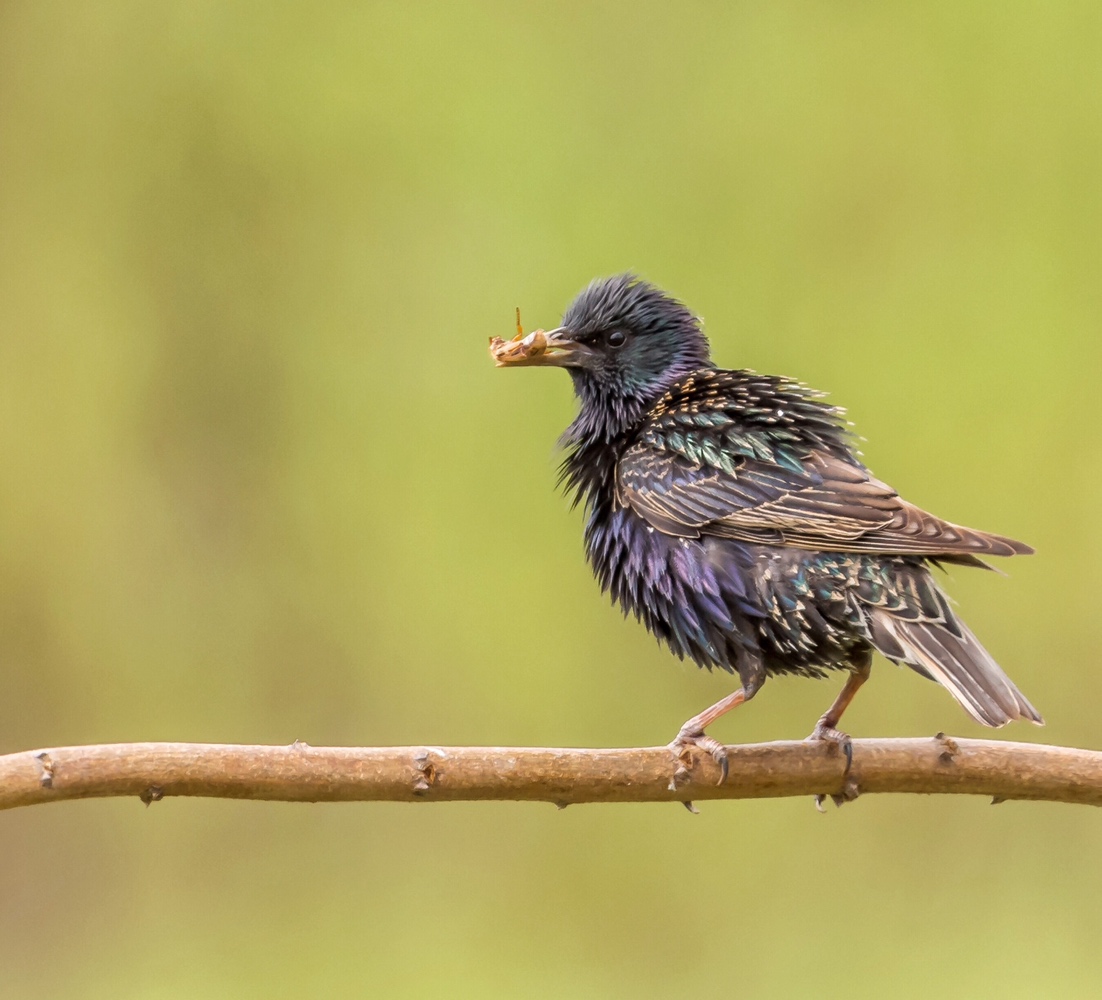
[806,722,854,773]
[808,723,860,810]
[669,728,729,785]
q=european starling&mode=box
[491,275,1041,775]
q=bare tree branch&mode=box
[2,738,1101,811]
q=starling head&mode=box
[495,275,711,416]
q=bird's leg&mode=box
[669,650,765,789]
[671,686,748,784]
[806,652,872,772]
[670,655,766,787]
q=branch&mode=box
[2,738,1101,812]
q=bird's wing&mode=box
[617,439,1031,558]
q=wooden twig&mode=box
[1,737,1100,812]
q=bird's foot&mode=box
[806,722,859,810]
[806,721,853,771]
[668,726,729,787]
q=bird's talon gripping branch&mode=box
[807,723,855,774]
[669,730,729,785]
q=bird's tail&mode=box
[868,610,1043,727]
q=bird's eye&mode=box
[606,330,627,348]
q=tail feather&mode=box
[869,610,1043,727]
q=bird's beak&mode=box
[489,327,589,368]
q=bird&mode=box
[490,274,1041,779]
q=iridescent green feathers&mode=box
[617,368,1032,561]
[641,369,850,474]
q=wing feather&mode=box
[618,443,1031,558]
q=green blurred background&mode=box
[1,3,1100,997]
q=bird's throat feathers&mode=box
[558,364,708,511]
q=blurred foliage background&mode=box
[1,2,1100,997]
